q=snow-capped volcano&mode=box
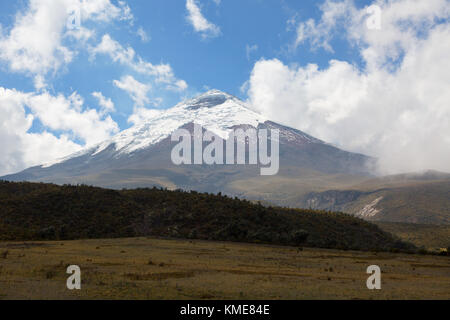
[42,89,320,168]
[2,90,373,194]
[89,89,269,157]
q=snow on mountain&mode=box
[43,90,271,168]
[109,90,268,152]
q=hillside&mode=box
[0,181,414,252]
[294,172,450,225]
[375,221,450,250]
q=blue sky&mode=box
[1,0,371,130]
[0,0,449,175]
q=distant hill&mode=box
[375,221,450,251]
[0,181,414,253]
[294,171,450,225]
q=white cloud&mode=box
[113,75,151,107]
[0,0,73,82]
[80,0,133,23]
[137,27,150,43]
[33,75,47,91]
[128,108,162,125]
[292,0,450,70]
[0,0,133,89]
[110,74,165,126]
[65,26,95,42]
[91,34,188,91]
[246,0,450,175]
[90,33,135,64]
[24,90,119,146]
[186,0,221,38]
[292,0,353,52]
[92,91,115,114]
[0,87,119,175]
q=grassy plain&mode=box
[0,237,449,300]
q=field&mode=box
[0,237,449,300]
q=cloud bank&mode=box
[0,87,119,175]
[246,0,450,174]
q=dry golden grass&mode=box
[0,237,449,300]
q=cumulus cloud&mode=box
[113,75,151,107]
[186,0,221,38]
[111,74,164,126]
[0,87,119,175]
[22,90,119,145]
[246,0,450,175]
[0,0,133,88]
[0,0,73,85]
[81,0,133,22]
[292,0,354,52]
[292,0,449,70]
[92,91,115,114]
[91,34,188,91]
